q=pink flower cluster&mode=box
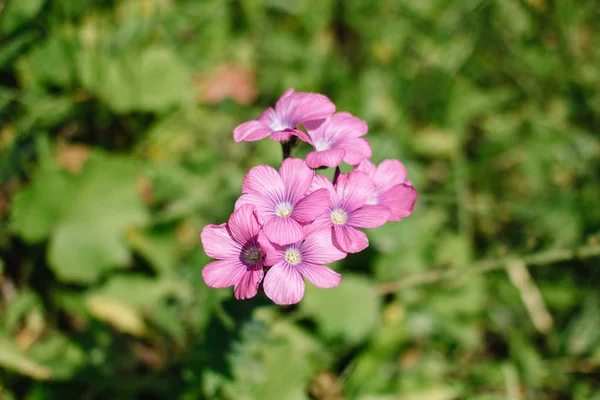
[201,89,417,305]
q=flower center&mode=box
[276,202,293,218]
[330,208,348,225]
[314,139,331,151]
[284,248,302,265]
[242,246,262,265]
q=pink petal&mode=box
[270,129,294,142]
[258,230,281,266]
[373,159,408,192]
[275,91,336,128]
[263,216,303,245]
[308,174,337,202]
[301,227,347,264]
[305,148,346,169]
[202,259,246,288]
[234,193,273,224]
[263,261,305,305]
[201,224,241,260]
[306,112,367,142]
[296,262,342,289]
[355,159,376,177]
[233,120,272,142]
[227,204,261,244]
[233,267,264,299]
[242,164,284,199]
[336,171,375,212]
[293,188,330,223]
[348,205,390,228]
[291,129,312,144]
[341,137,372,166]
[279,158,314,203]
[333,224,369,253]
[379,183,418,221]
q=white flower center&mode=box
[276,202,293,217]
[330,208,348,225]
[284,248,302,265]
[314,139,331,151]
[242,246,262,264]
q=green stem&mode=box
[281,136,299,160]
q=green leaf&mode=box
[10,137,71,243]
[0,0,46,35]
[47,152,149,282]
[300,274,381,344]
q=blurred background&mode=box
[1,0,600,399]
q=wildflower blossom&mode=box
[233,88,335,143]
[304,112,372,169]
[355,159,417,221]
[311,172,389,253]
[235,158,330,245]
[261,227,346,305]
[200,204,269,299]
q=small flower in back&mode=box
[200,204,269,299]
[235,158,330,245]
[355,159,417,221]
[310,171,389,253]
[304,112,372,169]
[233,88,335,143]
[261,226,346,305]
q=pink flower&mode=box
[304,112,372,169]
[310,172,389,253]
[233,88,336,143]
[355,159,417,221]
[261,226,346,305]
[200,204,269,299]
[235,158,330,245]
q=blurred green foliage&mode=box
[1,0,600,398]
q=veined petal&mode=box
[202,259,246,288]
[355,159,377,177]
[306,112,368,143]
[301,227,347,264]
[305,148,345,169]
[308,174,338,204]
[263,216,303,245]
[233,267,264,299]
[336,171,375,212]
[293,188,330,223]
[201,224,241,260]
[341,137,372,166]
[258,230,281,266]
[280,158,314,203]
[227,204,261,244]
[233,120,272,142]
[348,205,390,228]
[263,261,306,305]
[275,91,336,128]
[242,164,284,200]
[296,262,342,289]
[333,224,369,253]
[270,129,294,142]
[380,183,418,221]
[235,193,274,224]
[291,129,312,144]
[374,159,408,192]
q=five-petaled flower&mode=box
[356,159,418,221]
[261,226,346,305]
[235,158,330,245]
[233,88,335,143]
[304,112,371,169]
[310,172,390,253]
[200,204,269,300]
